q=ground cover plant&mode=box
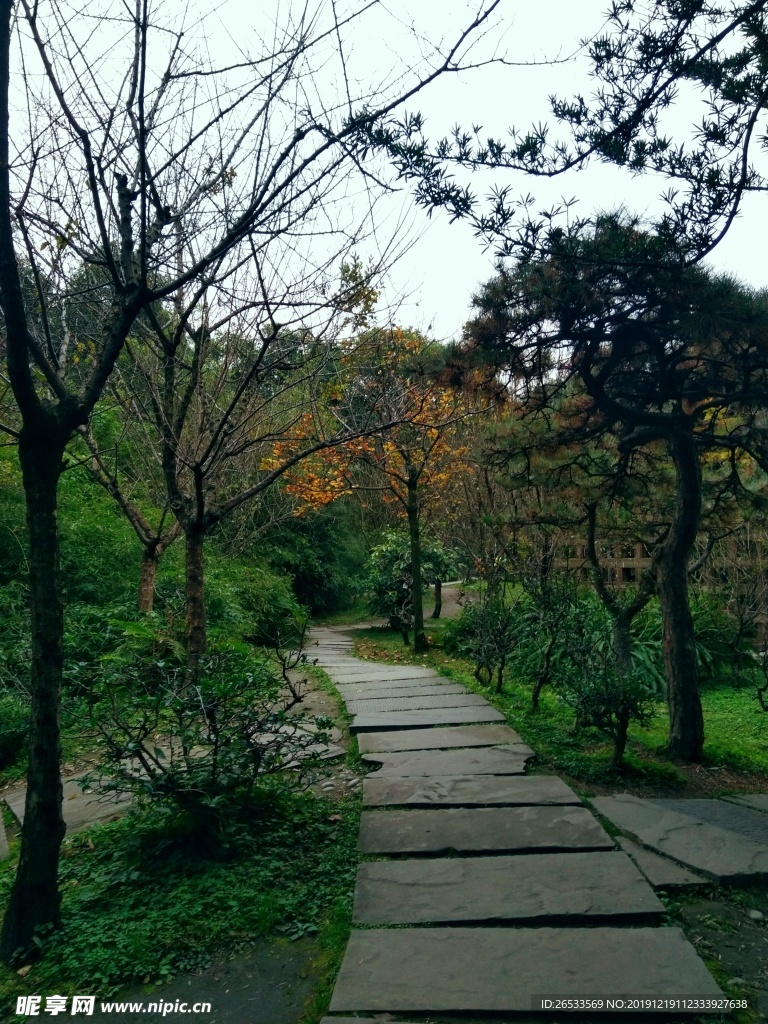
[0,791,360,1007]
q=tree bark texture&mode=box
[656,429,704,761]
[0,434,67,960]
[531,634,556,711]
[406,472,427,653]
[138,548,160,613]
[431,579,442,619]
[611,708,631,771]
[184,527,207,687]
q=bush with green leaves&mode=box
[258,504,368,615]
[83,622,331,828]
[633,595,750,687]
[0,582,30,692]
[441,583,523,692]
[552,595,660,770]
[0,691,29,770]
[364,530,460,633]
[202,554,307,649]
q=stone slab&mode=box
[652,797,768,845]
[353,851,663,925]
[346,692,488,714]
[357,723,524,753]
[0,814,8,859]
[336,681,467,699]
[337,676,452,695]
[359,805,614,854]
[5,776,133,833]
[328,666,439,682]
[617,837,708,890]
[363,773,579,807]
[329,927,722,1013]
[591,795,768,883]
[723,793,768,814]
[362,745,533,777]
[311,657,358,665]
[352,706,505,732]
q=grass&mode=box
[0,789,360,1011]
[316,599,371,627]
[350,624,768,791]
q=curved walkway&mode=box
[310,626,724,1021]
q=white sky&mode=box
[30,0,767,342]
[253,0,767,343]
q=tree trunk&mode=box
[184,527,206,687]
[532,634,556,710]
[431,579,442,619]
[138,548,160,613]
[657,430,704,761]
[406,472,427,653]
[613,613,632,675]
[611,707,630,772]
[0,433,67,961]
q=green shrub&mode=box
[633,596,750,687]
[260,505,368,615]
[204,555,305,647]
[441,586,523,692]
[364,530,460,630]
[0,582,31,691]
[84,632,329,828]
[0,691,29,769]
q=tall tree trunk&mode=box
[138,547,160,613]
[184,526,206,687]
[657,430,704,761]
[406,472,427,653]
[430,579,442,619]
[611,707,631,772]
[0,433,67,960]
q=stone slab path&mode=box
[725,793,768,814]
[592,794,768,883]
[359,804,617,854]
[362,773,579,807]
[351,706,506,731]
[4,774,133,834]
[345,691,489,714]
[330,928,722,1014]
[653,796,768,844]
[309,626,725,1018]
[617,837,708,889]
[362,744,532,777]
[353,851,664,925]
[336,681,467,699]
[357,721,525,752]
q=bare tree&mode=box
[0,0,502,959]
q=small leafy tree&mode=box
[556,595,660,771]
[365,530,458,644]
[451,585,522,693]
